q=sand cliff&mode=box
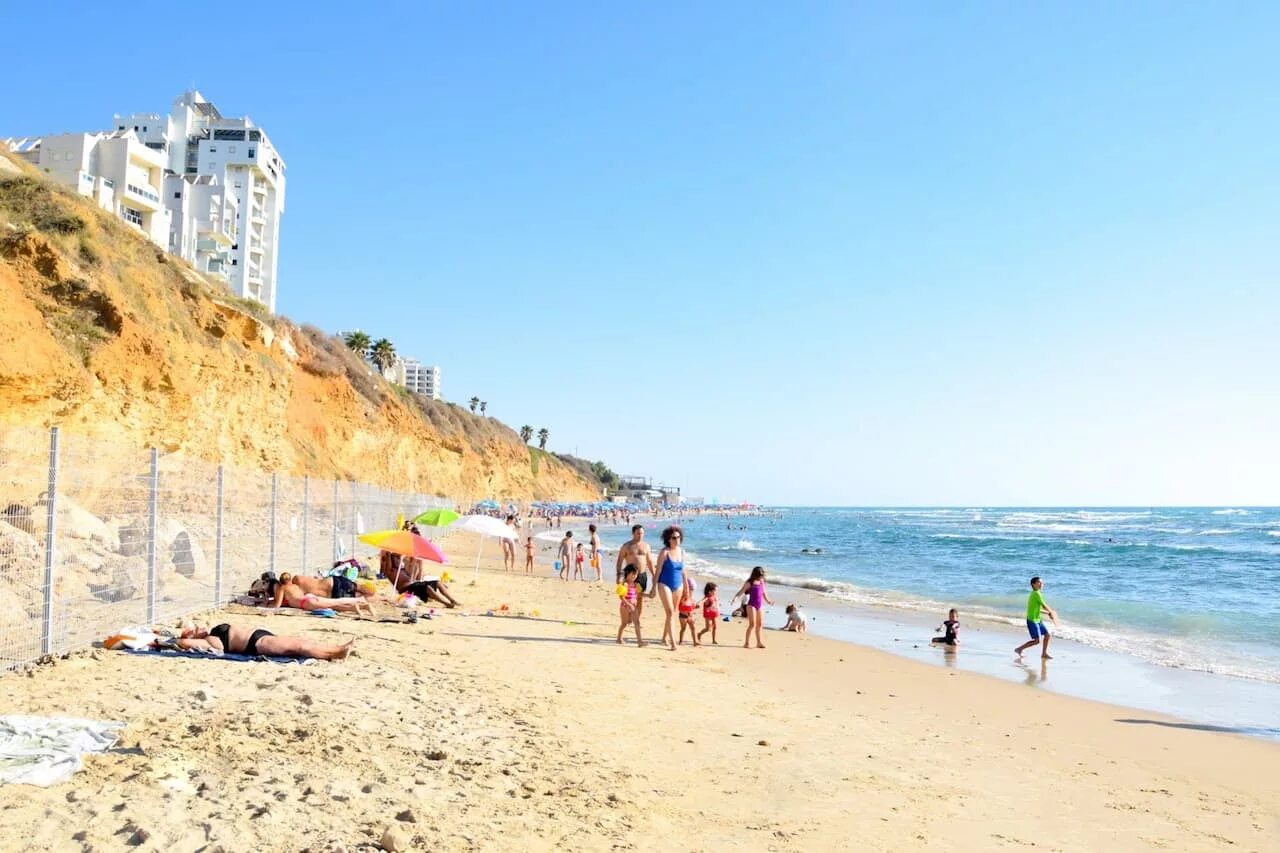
[0,152,597,503]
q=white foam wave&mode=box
[735,538,760,551]
[1212,508,1251,515]
[1195,529,1234,536]
[1268,531,1280,538]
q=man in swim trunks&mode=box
[175,624,354,660]
[1015,576,1058,660]
[615,525,655,616]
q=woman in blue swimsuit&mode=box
[654,525,686,651]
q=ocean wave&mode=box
[1269,531,1280,538]
[1195,529,1235,536]
[995,522,1105,533]
[735,538,760,551]
[1211,508,1251,515]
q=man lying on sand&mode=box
[173,624,354,660]
[254,573,377,615]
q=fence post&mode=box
[40,427,60,655]
[146,446,158,625]
[214,465,224,606]
[331,480,339,562]
[351,482,358,555]
[269,473,278,575]
[302,475,309,571]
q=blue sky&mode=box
[4,3,1278,505]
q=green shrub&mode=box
[0,176,87,234]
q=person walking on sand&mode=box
[1015,576,1058,660]
[558,531,574,581]
[730,566,773,649]
[501,515,517,571]
[615,525,654,618]
[615,565,645,647]
[697,582,721,645]
[654,525,687,651]
[589,523,602,582]
[524,536,535,574]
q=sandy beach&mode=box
[2,530,1277,852]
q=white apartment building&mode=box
[9,129,170,246]
[164,174,238,282]
[118,91,287,311]
[402,359,442,400]
[6,90,286,310]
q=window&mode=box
[173,191,181,199]
[133,125,138,131]
[117,125,124,131]
[209,146,217,153]
[248,148,255,158]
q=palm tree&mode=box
[369,338,396,373]
[519,425,533,444]
[343,330,371,357]
[537,428,549,450]
[480,401,487,416]
[468,397,480,414]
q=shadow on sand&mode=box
[1114,718,1280,738]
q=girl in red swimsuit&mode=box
[697,581,720,645]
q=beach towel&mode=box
[121,648,314,666]
[0,715,125,786]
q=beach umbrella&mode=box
[453,514,519,579]
[413,508,460,528]
[359,529,449,592]
[358,529,448,563]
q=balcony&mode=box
[195,218,232,246]
[125,183,162,210]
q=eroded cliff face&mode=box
[0,155,596,503]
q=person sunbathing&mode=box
[175,624,353,660]
[264,574,375,615]
[381,555,461,608]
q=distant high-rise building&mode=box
[402,359,442,400]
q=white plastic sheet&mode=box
[0,715,125,786]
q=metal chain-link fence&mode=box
[0,426,452,670]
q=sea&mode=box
[547,507,1280,737]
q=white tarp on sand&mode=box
[0,715,125,786]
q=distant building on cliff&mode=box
[5,90,286,312]
[401,359,442,400]
[333,331,444,401]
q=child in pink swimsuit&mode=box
[615,566,644,647]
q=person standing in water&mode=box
[654,525,686,651]
[1015,576,1058,660]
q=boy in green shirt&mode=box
[1015,575,1058,660]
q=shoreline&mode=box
[2,531,1277,850]
[573,517,1280,738]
